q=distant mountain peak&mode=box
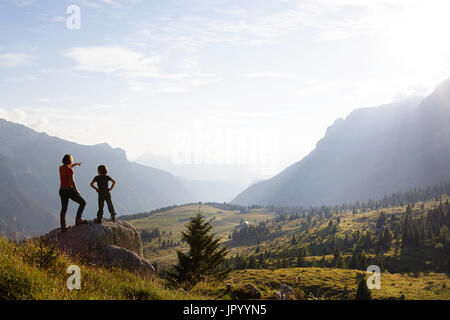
[95,142,111,148]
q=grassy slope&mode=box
[2,234,447,300]
[0,236,201,300]
[191,268,450,300]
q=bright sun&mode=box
[386,0,450,76]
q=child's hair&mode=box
[62,154,73,165]
[98,165,108,175]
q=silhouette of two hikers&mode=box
[58,154,117,232]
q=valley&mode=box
[125,183,450,299]
[124,204,277,268]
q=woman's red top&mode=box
[59,165,73,188]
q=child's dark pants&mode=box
[97,191,115,219]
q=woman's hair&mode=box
[62,154,73,165]
[98,165,108,175]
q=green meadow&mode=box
[128,204,276,267]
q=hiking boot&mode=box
[61,225,71,233]
[75,218,88,226]
[94,217,102,224]
[111,214,116,222]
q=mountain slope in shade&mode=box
[0,154,55,237]
[0,119,194,237]
[232,78,450,207]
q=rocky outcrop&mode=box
[274,283,294,300]
[43,220,154,275]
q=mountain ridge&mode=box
[232,78,450,207]
[0,118,195,237]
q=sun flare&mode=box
[386,1,450,75]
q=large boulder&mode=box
[43,220,154,275]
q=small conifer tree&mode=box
[355,277,372,300]
[167,213,230,287]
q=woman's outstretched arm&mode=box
[70,162,82,168]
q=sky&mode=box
[1,0,450,180]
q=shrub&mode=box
[122,285,153,300]
[17,237,64,272]
[230,284,261,299]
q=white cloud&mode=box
[0,53,33,67]
[65,46,221,94]
[129,0,447,52]
[129,73,221,94]
[392,83,431,102]
[52,16,66,22]
[101,0,142,4]
[11,0,34,6]
[2,75,38,83]
[64,46,161,78]
[242,72,297,79]
[73,0,141,8]
[35,96,72,103]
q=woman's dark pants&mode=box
[59,188,86,227]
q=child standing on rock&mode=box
[90,165,117,223]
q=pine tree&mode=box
[247,255,256,269]
[303,246,310,257]
[235,253,247,270]
[362,232,374,250]
[332,248,341,266]
[359,250,368,270]
[167,214,230,287]
[355,277,371,300]
[336,254,346,268]
[349,251,360,269]
[281,257,289,268]
[439,225,449,244]
[383,227,394,250]
[297,252,305,267]
[319,255,326,268]
[276,259,281,269]
[344,232,351,248]
[258,254,265,269]
[376,212,386,228]
[291,235,297,245]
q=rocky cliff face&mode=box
[44,220,154,275]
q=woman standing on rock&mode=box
[59,154,87,232]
